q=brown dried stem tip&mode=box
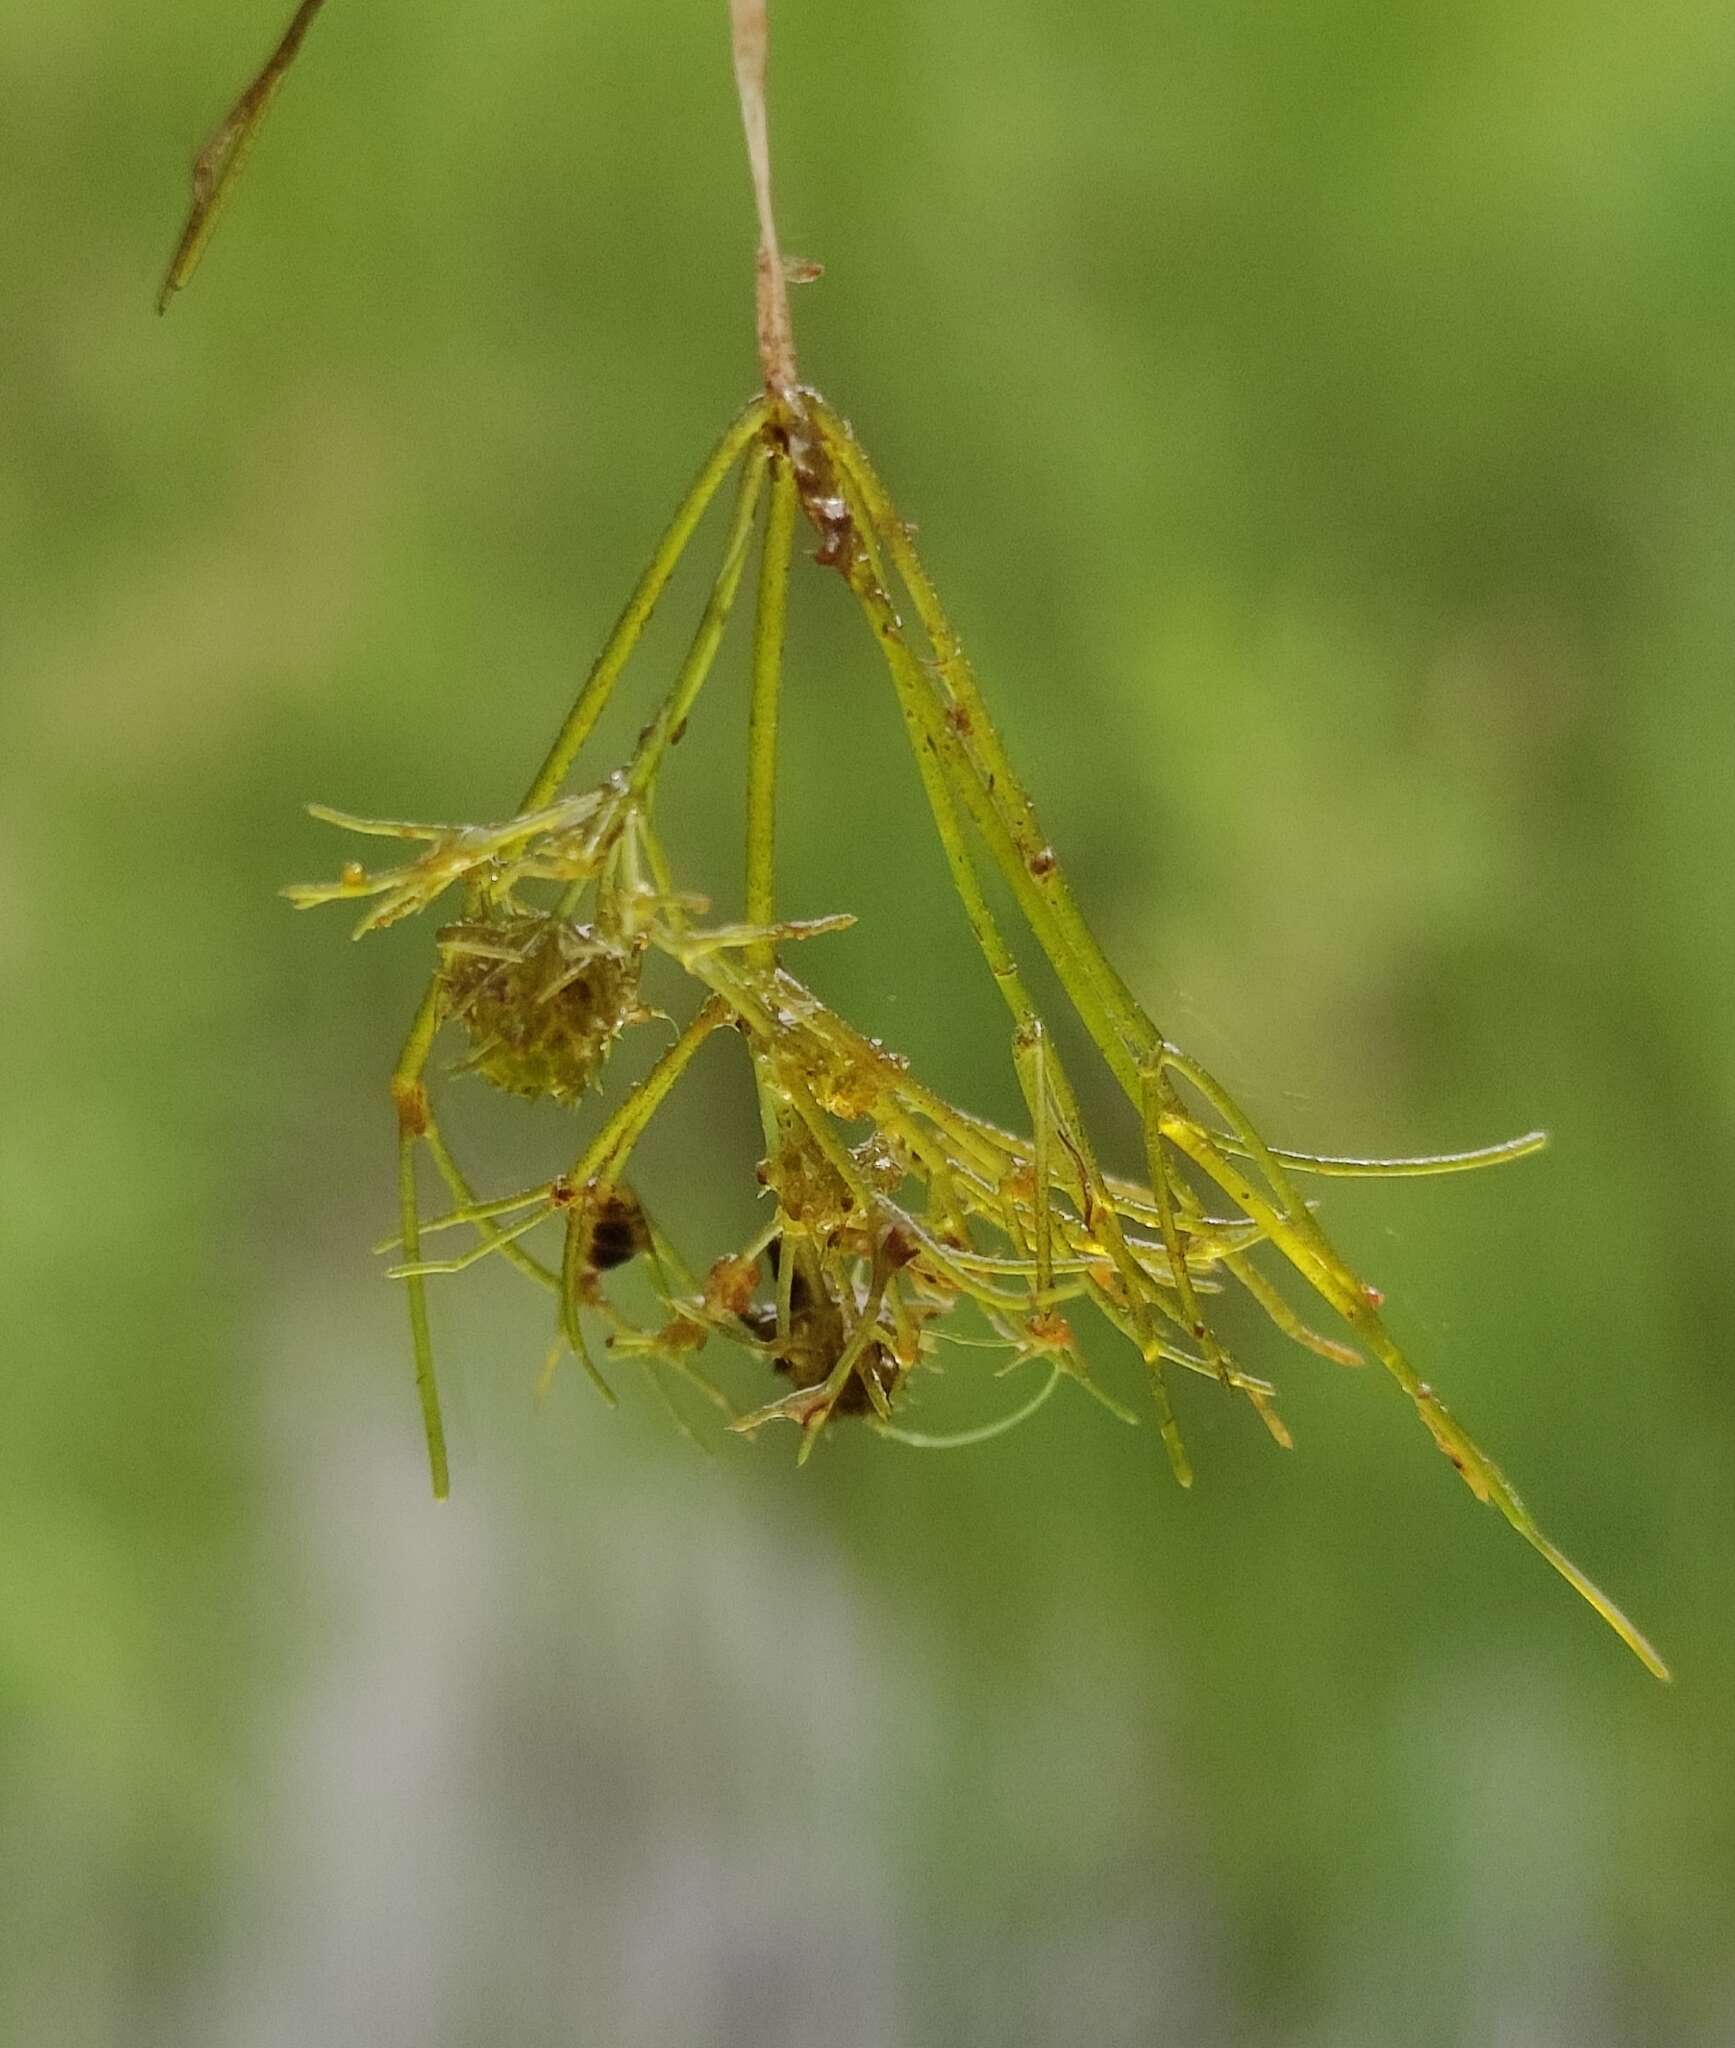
[159,0,332,312]
[730,0,800,402]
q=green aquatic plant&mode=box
[170,0,1668,1677]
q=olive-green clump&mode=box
[756,1124,856,1237]
[437,916,642,1103]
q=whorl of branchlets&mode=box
[436,916,642,1103]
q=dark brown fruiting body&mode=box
[583,1185,653,1272]
[744,1237,899,1417]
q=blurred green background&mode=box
[3,0,1732,2040]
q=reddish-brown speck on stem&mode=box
[391,1077,429,1139]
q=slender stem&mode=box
[389,985,447,1496]
[744,453,798,959]
[1025,1025,1054,1297]
[518,399,768,814]
[559,1211,619,1405]
[878,1363,1064,1450]
[422,1122,562,1290]
[814,401,1157,1084]
[730,0,799,398]
[1247,1133,1550,1178]
[835,482,1194,1477]
[1224,1253,1363,1367]
[627,447,771,802]
[1163,1050,1359,1298]
[1140,1063,1230,1380]
[545,998,731,1404]
[396,1122,449,1498]
[566,997,729,1189]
